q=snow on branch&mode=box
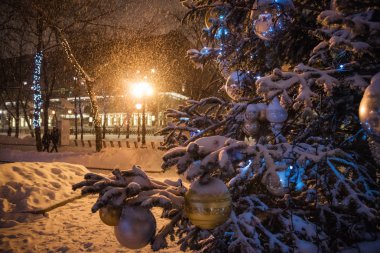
[161,136,379,252]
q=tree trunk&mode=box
[86,81,102,152]
[79,96,84,140]
[103,115,106,139]
[15,100,20,138]
[21,101,34,137]
[74,94,78,140]
[102,98,107,139]
[126,113,130,139]
[33,18,43,152]
[43,98,50,135]
[7,115,12,136]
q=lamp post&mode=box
[135,103,142,142]
[131,81,153,146]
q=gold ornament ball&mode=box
[99,205,121,226]
[359,73,380,140]
[114,206,156,249]
[185,177,232,230]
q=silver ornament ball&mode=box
[245,103,267,122]
[266,97,288,123]
[114,206,156,249]
[253,0,294,41]
[243,120,260,137]
[225,71,255,101]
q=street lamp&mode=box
[131,82,153,145]
[135,103,142,142]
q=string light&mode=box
[32,51,43,128]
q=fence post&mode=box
[88,140,92,148]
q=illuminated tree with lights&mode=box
[74,0,380,252]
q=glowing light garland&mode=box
[32,51,43,128]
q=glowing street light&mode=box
[130,81,154,98]
[131,82,154,145]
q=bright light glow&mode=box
[130,82,154,98]
[68,109,72,114]
[151,69,156,73]
[135,103,142,110]
[23,81,27,85]
[52,110,56,115]
[89,117,93,123]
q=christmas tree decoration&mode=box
[253,0,295,41]
[359,73,380,141]
[265,171,288,196]
[185,177,231,229]
[266,97,287,123]
[225,71,255,101]
[242,120,260,137]
[99,205,121,226]
[266,97,287,142]
[114,206,156,249]
[245,103,267,122]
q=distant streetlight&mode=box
[23,81,27,85]
[135,103,142,142]
[131,82,153,145]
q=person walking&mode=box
[50,127,59,152]
[42,130,51,152]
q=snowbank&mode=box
[0,135,35,145]
[0,162,88,228]
[0,148,165,172]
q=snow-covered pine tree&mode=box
[74,0,380,252]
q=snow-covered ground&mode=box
[0,147,166,172]
[0,162,88,228]
[0,162,182,252]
